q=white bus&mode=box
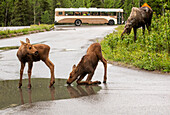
[54,8,123,26]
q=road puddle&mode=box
[0,78,101,110]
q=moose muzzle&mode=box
[34,51,39,56]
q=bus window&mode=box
[83,12,88,16]
[101,12,108,16]
[108,12,116,16]
[98,12,101,15]
[59,12,63,15]
[113,12,116,16]
[91,12,99,16]
[65,11,74,16]
[75,12,81,15]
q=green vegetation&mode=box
[0,0,169,26]
[0,24,54,38]
[0,46,19,50]
[101,11,170,72]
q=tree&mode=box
[91,0,104,8]
[85,0,93,8]
[49,0,58,24]
[30,0,41,24]
[41,10,50,24]
[0,0,169,26]
[40,0,50,11]
[11,0,32,26]
[0,1,5,26]
[103,0,115,8]
[147,0,163,15]
[22,0,32,25]
[0,0,14,26]
[11,0,23,26]
[73,0,85,7]
[61,0,73,8]
[123,0,133,20]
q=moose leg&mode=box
[101,57,107,83]
[44,58,55,87]
[133,28,137,42]
[142,25,145,35]
[86,73,101,85]
[76,73,87,85]
[98,51,107,83]
[28,62,33,89]
[146,23,151,34]
[19,62,25,88]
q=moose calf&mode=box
[17,38,55,89]
[67,43,107,85]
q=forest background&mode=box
[0,0,169,26]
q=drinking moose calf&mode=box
[67,43,107,85]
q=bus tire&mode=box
[108,20,114,25]
[75,19,82,26]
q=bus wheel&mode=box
[75,19,82,26]
[108,20,114,25]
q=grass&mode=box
[0,24,54,38]
[0,46,19,50]
[101,11,170,73]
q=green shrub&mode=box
[101,10,170,72]
[0,24,54,37]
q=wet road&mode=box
[0,25,170,115]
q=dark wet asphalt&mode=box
[0,25,170,115]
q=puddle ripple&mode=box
[0,78,101,110]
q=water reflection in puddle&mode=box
[0,78,101,110]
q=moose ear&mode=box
[20,40,26,45]
[72,64,76,69]
[26,38,30,43]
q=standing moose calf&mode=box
[67,43,107,85]
[17,38,55,89]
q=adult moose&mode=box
[121,3,153,41]
[67,43,107,85]
[17,38,55,89]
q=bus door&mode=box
[117,12,122,24]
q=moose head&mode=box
[20,38,39,56]
[121,19,134,40]
[67,64,80,85]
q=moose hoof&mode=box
[98,81,101,84]
[18,83,22,88]
[49,81,55,88]
[49,83,54,88]
[93,81,101,85]
[103,81,107,84]
[28,84,32,89]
